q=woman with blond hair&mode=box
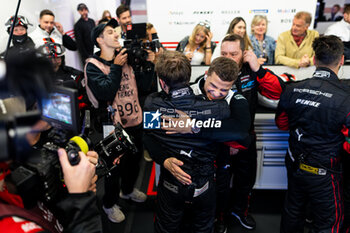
[250,15,276,65]
[176,21,216,65]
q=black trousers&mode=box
[102,125,143,208]
[155,175,216,233]
[280,154,343,233]
[215,144,231,216]
[230,136,257,215]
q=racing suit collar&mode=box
[169,85,193,99]
[313,67,339,81]
[198,76,206,96]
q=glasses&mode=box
[198,21,210,30]
[5,15,32,27]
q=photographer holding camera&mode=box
[0,49,102,233]
[85,18,155,223]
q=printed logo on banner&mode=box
[169,11,184,15]
[169,21,196,25]
[221,10,240,15]
[249,9,269,14]
[193,11,213,15]
[143,110,161,129]
[281,19,293,24]
[277,9,296,14]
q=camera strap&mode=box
[0,201,62,233]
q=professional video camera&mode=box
[123,23,159,72]
[2,86,137,208]
[94,123,138,177]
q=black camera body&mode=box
[123,39,149,72]
[8,117,91,208]
[3,90,137,209]
[10,143,67,209]
[95,123,138,177]
[123,23,155,72]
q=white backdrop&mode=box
[1,0,319,67]
[147,0,317,48]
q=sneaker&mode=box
[120,188,147,202]
[103,205,125,223]
[214,213,227,233]
[231,211,256,230]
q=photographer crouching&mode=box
[85,19,155,223]
[0,49,102,233]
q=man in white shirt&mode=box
[325,5,350,59]
[30,9,76,50]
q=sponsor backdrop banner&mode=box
[147,0,317,48]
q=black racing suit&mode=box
[191,76,251,218]
[341,79,350,233]
[143,86,250,233]
[276,67,350,233]
[230,63,285,217]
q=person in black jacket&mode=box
[143,51,250,233]
[1,15,35,56]
[74,3,96,65]
[189,57,252,233]
[85,19,155,223]
[276,35,350,233]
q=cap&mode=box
[77,3,88,11]
[91,18,119,48]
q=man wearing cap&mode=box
[85,19,155,223]
[74,3,96,65]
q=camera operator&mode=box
[0,50,102,232]
[85,18,155,223]
[0,146,99,233]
